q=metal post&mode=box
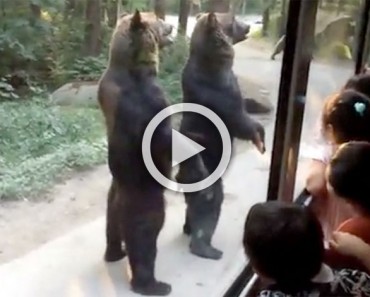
[267,0,319,202]
[355,0,370,73]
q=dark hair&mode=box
[328,141,370,214]
[321,90,370,144]
[344,73,370,98]
[243,201,324,294]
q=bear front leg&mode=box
[187,179,224,260]
[123,198,171,296]
[104,180,126,262]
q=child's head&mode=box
[327,141,370,215]
[243,201,324,293]
[344,72,370,98]
[321,90,370,144]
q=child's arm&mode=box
[306,160,328,197]
[303,142,331,197]
[329,232,370,272]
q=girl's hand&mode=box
[329,232,369,259]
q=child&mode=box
[325,141,370,271]
[304,89,370,234]
[344,72,370,98]
[243,201,370,297]
[330,232,370,273]
[306,89,370,197]
[306,72,370,197]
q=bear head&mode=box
[109,10,160,74]
[117,11,173,49]
[196,12,250,44]
[190,12,235,65]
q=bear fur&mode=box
[97,11,172,296]
[196,13,272,115]
[178,12,266,260]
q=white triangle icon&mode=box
[171,129,205,167]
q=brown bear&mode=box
[98,11,172,296]
[178,12,266,260]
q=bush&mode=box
[316,42,352,60]
[0,97,106,199]
[0,36,188,200]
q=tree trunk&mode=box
[207,0,230,13]
[336,0,345,15]
[178,0,191,35]
[154,0,166,20]
[83,0,102,56]
[262,7,270,37]
[64,0,75,19]
[30,3,41,18]
[105,0,118,27]
[191,0,201,15]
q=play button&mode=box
[171,129,205,167]
[142,103,232,193]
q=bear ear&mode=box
[130,9,145,31]
[207,12,218,29]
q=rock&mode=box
[50,75,273,115]
[236,75,273,114]
[50,81,99,107]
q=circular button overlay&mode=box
[142,103,232,193]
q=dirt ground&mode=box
[0,165,111,264]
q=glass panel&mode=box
[295,0,361,237]
[1,1,285,296]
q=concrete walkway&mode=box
[0,145,275,297]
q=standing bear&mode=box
[97,11,173,296]
[178,12,266,260]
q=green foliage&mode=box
[0,77,20,100]
[52,54,108,85]
[0,35,188,199]
[0,0,113,95]
[159,36,189,104]
[0,98,106,199]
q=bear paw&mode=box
[104,246,126,262]
[190,241,223,260]
[132,280,172,296]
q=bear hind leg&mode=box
[104,180,126,262]
[188,180,224,260]
[123,199,171,296]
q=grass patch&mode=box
[0,37,188,200]
[0,98,107,199]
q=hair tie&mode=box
[354,102,366,116]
